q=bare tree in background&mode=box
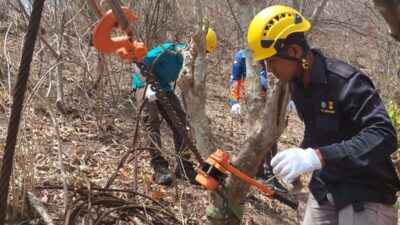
[177,1,213,157]
[54,0,66,115]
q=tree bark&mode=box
[55,28,65,115]
[27,192,55,225]
[54,0,66,115]
[309,0,329,27]
[177,0,213,158]
[373,0,400,42]
[293,0,300,11]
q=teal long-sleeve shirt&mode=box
[132,43,186,92]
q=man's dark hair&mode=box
[283,32,309,53]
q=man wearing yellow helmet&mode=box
[132,28,217,186]
[248,5,399,225]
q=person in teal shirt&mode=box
[133,29,217,186]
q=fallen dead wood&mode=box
[27,191,55,225]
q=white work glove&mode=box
[271,148,322,182]
[145,88,157,102]
[231,104,241,117]
[287,100,296,113]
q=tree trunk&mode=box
[308,0,329,27]
[373,0,400,42]
[55,0,66,115]
[177,0,213,158]
[55,29,65,115]
[293,0,300,11]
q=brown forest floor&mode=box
[0,59,309,224]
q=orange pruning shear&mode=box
[196,150,299,209]
[89,0,147,62]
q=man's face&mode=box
[264,45,301,83]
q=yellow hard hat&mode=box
[206,28,217,53]
[247,5,311,61]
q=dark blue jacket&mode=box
[290,49,400,211]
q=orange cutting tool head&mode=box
[195,150,230,190]
[92,7,147,62]
[195,169,220,190]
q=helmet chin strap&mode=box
[275,47,309,81]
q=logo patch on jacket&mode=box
[321,100,335,114]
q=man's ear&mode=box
[289,44,303,58]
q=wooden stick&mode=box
[27,192,55,225]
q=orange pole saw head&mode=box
[195,150,229,190]
[196,150,299,209]
[92,7,147,62]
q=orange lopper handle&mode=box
[210,153,275,197]
[209,150,298,209]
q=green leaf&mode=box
[389,111,394,118]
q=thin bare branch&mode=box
[309,0,329,27]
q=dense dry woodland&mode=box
[0,0,400,224]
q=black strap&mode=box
[275,54,299,62]
[352,201,365,212]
